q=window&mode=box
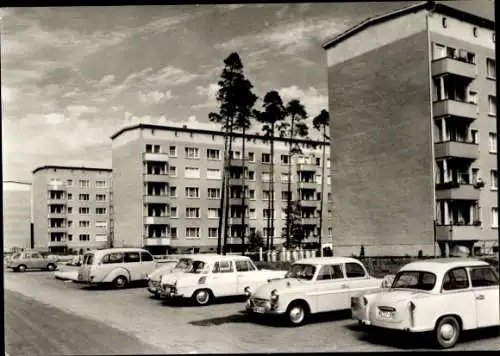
[248,171,255,181]
[79,193,90,201]
[487,58,496,79]
[185,227,200,238]
[280,173,289,182]
[124,252,140,263]
[345,263,366,278]
[442,268,469,290]
[208,227,218,238]
[316,265,344,280]
[68,207,73,214]
[230,150,241,159]
[67,220,73,228]
[213,260,233,273]
[328,228,332,237]
[96,208,106,215]
[68,234,72,241]
[262,190,271,200]
[490,170,497,190]
[263,209,273,219]
[102,252,124,264]
[442,17,447,28]
[67,193,73,200]
[170,227,178,238]
[145,144,153,153]
[235,260,256,272]
[79,234,90,241]
[170,206,178,218]
[79,180,89,188]
[96,194,106,201]
[248,152,255,162]
[207,149,220,160]
[169,146,177,157]
[79,220,90,228]
[280,154,290,164]
[67,179,73,187]
[185,187,200,198]
[185,147,199,159]
[316,157,321,166]
[95,221,107,228]
[471,129,479,144]
[186,208,200,218]
[262,153,270,163]
[141,252,154,262]
[169,186,177,197]
[473,26,478,37]
[327,176,331,185]
[248,190,256,200]
[262,172,270,182]
[207,188,221,199]
[468,90,478,104]
[185,167,200,179]
[392,271,436,291]
[249,208,256,219]
[281,191,291,201]
[78,207,89,215]
[207,208,219,219]
[31,252,41,259]
[263,228,274,237]
[470,267,499,287]
[207,169,221,180]
[95,180,107,188]
[433,43,446,60]
[169,166,177,177]
[488,96,496,116]
[492,207,498,228]
[489,133,497,153]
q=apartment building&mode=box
[3,181,32,252]
[111,124,332,255]
[32,166,112,253]
[323,1,497,256]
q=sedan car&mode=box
[7,251,58,272]
[147,257,192,298]
[159,255,287,305]
[351,258,500,349]
[245,257,385,326]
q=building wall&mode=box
[32,167,112,252]
[3,182,31,251]
[326,30,436,256]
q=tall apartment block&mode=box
[32,166,113,253]
[323,1,497,256]
[3,181,32,252]
[111,124,332,255]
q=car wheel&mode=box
[113,275,128,289]
[192,289,212,306]
[286,302,309,327]
[17,264,27,272]
[435,316,461,349]
[46,263,56,271]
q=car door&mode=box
[344,262,373,300]
[96,252,124,282]
[140,251,157,278]
[30,252,44,269]
[210,260,238,296]
[469,266,500,328]
[313,264,349,313]
[235,259,258,294]
[123,251,141,281]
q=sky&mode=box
[1,1,494,183]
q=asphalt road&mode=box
[4,268,500,354]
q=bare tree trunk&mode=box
[318,125,327,257]
[286,115,295,247]
[223,117,235,255]
[217,122,230,254]
[240,126,247,256]
[270,124,275,250]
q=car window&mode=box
[141,252,154,262]
[345,262,366,278]
[235,260,251,272]
[470,267,499,287]
[11,253,21,260]
[392,271,436,291]
[124,252,140,263]
[102,252,124,264]
[442,267,470,291]
[285,264,316,280]
[213,260,234,273]
[84,253,94,265]
[317,264,344,280]
[31,252,41,259]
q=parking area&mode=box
[4,269,500,353]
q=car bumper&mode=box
[245,298,283,316]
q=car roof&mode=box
[89,247,149,255]
[188,254,250,262]
[400,258,489,274]
[295,256,363,265]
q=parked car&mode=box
[159,255,287,305]
[7,251,58,272]
[147,256,194,298]
[77,248,158,288]
[351,258,500,349]
[244,257,384,326]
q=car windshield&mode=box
[186,260,209,274]
[83,253,94,265]
[173,258,193,271]
[285,263,316,280]
[11,253,21,260]
[392,270,436,291]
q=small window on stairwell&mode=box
[442,17,447,28]
[145,144,153,153]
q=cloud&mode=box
[94,74,116,88]
[44,113,66,125]
[66,105,99,118]
[138,89,177,104]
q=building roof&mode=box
[322,1,495,50]
[400,258,489,274]
[295,256,362,265]
[110,123,329,146]
[32,165,112,175]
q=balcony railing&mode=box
[229,197,244,206]
[298,181,317,190]
[434,140,479,160]
[144,173,169,183]
[48,212,66,218]
[144,216,170,225]
[48,227,67,233]
[435,224,481,241]
[301,217,317,225]
[143,195,168,204]
[435,183,480,200]
[299,200,318,208]
[431,57,476,79]
[433,99,478,119]
[144,236,171,246]
[143,152,169,162]
[297,164,318,172]
[48,240,68,247]
[229,178,247,186]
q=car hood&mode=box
[160,271,201,286]
[373,289,431,306]
[148,266,176,281]
[252,278,309,298]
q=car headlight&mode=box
[244,286,252,297]
[270,289,279,302]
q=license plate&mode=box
[253,306,266,314]
[379,311,393,319]
[164,287,171,293]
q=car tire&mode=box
[434,315,461,349]
[46,263,56,271]
[113,275,128,289]
[286,301,309,327]
[192,289,212,306]
[17,264,27,272]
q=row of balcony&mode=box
[143,215,319,226]
[142,235,320,247]
[435,223,482,242]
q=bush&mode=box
[255,261,292,271]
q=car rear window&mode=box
[84,253,94,265]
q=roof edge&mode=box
[32,165,112,175]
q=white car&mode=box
[147,256,200,298]
[245,257,385,326]
[351,258,500,349]
[159,255,287,305]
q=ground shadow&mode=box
[161,295,248,307]
[77,281,148,291]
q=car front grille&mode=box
[252,298,269,308]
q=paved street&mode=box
[4,268,500,354]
